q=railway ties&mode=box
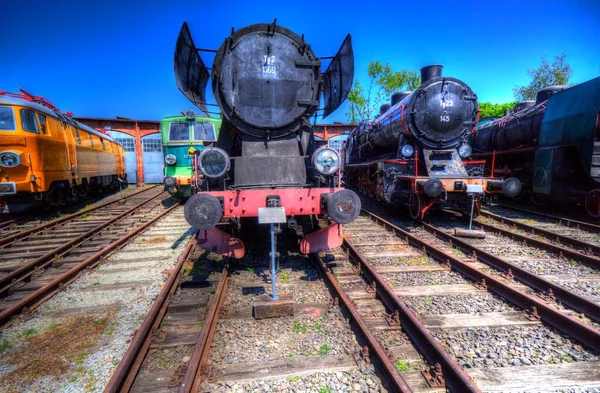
[0,187,174,328]
[478,208,600,257]
[335,213,600,391]
[0,203,192,392]
[110,234,404,393]
[0,185,160,247]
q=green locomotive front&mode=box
[162,111,221,198]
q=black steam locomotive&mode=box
[470,77,600,217]
[344,65,520,220]
[174,21,361,258]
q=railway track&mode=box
[0,200,193,392]
[107,230,417,393]
[0,186,175,328]
[478,207,600,257]
[339,212,600,391]
[0,185,159,245]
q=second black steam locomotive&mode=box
[343,65,521,220]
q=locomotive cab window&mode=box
[0,107,16,131]
[38,114,47,134]
[20,109,39,133]
[169,121,190,141]
[74,127,81,144]
[100,137,106,150]
[193,122,216,141]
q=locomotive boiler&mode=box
[174,21,360,259]
[470,77,600,217]
[344,65,521,220]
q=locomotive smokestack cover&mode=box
[420,65,443,84]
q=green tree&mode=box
[478,102,517,119]
[346,60,420,123]
[513,52,573,101]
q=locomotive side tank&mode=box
[174,21,360,258]
[344,65,520,219]
[470,78,600,217]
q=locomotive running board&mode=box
[174,22,210,115]
[322,34,354,119]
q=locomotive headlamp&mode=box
[165,154,177,165]
[458,144,472,158]
[0,152,20,168]
[184,109,196,120]
[313,147,340,176]
[198,147,230,178]
[400,144,414,158]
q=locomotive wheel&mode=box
[585,189,600,218]
[408,192,425,220]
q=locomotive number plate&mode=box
[258,207,287,224]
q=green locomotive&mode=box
[162,110,221,198]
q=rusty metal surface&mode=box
[480,210,600,256]
[180,261,231,393]
[0,185,158,247]
[475,219,600,270]
[0,201,181,329]
[314,254,415,393]
[103,232,197,393]
[361,209,600,351]
[342,241,482,392]
[0,189,165,298]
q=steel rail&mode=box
[0,219,15,230]
[315,255,415,393]
[0,202,181,329]
[473,219,600,270]
[103,232,197,393]
[181,261,231,393]
[0,185,159,247]
[341,241,481,392]
[479,210,600,256]
[361,209,600,351]
[488,204,600,233]
[418,217,600,323]
[0,190,165,297]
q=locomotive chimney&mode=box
[391,91,412,106]
[379,104,391,115]
[420,65,443,84]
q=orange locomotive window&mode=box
[20,109,39,133]
[0,107,15,130]
[38,113,47,134]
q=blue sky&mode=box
[2,0,599,124]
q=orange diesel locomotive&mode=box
[0,90,126,211]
